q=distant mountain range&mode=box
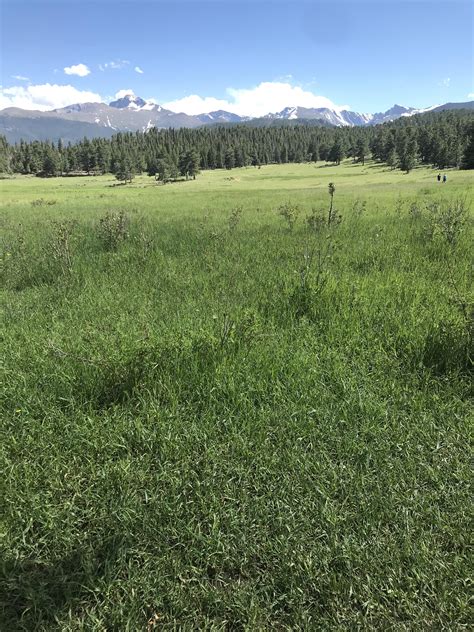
[0,94,472,143]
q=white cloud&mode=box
[163,94,233,114]
[12,75,30,82]
[99,60,129,71]
[64,63,91,77]
[114,89,135,99]
[439,77,450,87]
[0,83,102,111]
[468,92,474,99]
[162,81,349,117]
[135,66,144,74]
[0,79,355,117]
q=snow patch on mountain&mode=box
[400,104,440,118]
[140,102,160,111]
[109,93,147,110]
[196,110,246,124]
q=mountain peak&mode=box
[385,104,412,115]
[109,94,147,109]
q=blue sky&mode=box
[1,0,473,115]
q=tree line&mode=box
[0,109,472,180]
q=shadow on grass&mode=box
[422,321,473,377]
[89,335,221,410]
[1,538,121,629]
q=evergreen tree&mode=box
[399,135,418,173]
[234,147,247,168]
[28,142,43,174]
[114,154,134,183]
[309,139,319,162]
[96,142,111,174]
[461,123,474,169]
[41,148,61,177]
[62,153,71,174]
[79,138,96,174]
[386,147,398,170]
[328,138,344,165]
[0,135,11,173]
[179,150,200,180]
[155,158,170,183]
[356,137,369,165]
[207,146,217,169]
[383,133,396,163]
[156,156,178,183]
[224,148,235,169]
[370,129,386,162]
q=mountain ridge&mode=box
[1,94,472,143]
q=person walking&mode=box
[443,174,447,183]
[437,173,441,182]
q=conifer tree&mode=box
[114,155,134,183]
[386,147,398,170]
[0,135,11,173]
[399,135,418,173]
[156,156,178,183]
[356,137,369,165]
[179,150,200,180]
[41,148,61,177]
[224,148,235,169]
[328,138,344,165]
[461,123,474,169]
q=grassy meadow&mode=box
[1,161,473,630]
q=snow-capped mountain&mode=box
[265,105,380,126]
[196,110,246,124]
[0,93,472,143]
[369,104,415,124]
[109,94,148,109]
[264,105,412,126]
[108,93,166,112]
[266,106,300,120]
[262,101,473,127]
[51,96,201,132]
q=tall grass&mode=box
[1,162,472,629]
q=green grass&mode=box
[1,161,473,630]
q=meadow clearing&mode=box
[1,161,473,629]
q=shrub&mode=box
[31,198,57,207]
[306,207,326,232]
[228,205,243,232]
[408,200,423,221]
[426,197,469,247]
[97,210,130,251]
[288,241,335,320]
[351,198,367,217]
[48,220,76,276]
[277,202,299,231]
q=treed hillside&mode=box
[0,110,473,178]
